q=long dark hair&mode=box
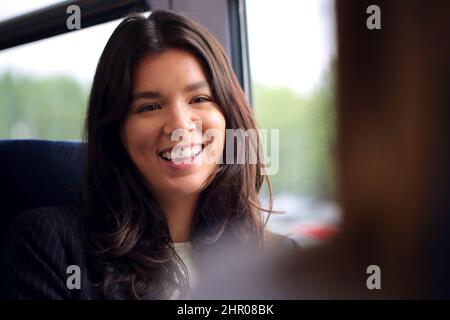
[82,10,274,299]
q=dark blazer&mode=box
[0,206,102,299]
[0,206,300,300]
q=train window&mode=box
[0,2,140,140]
[246,0,340,246]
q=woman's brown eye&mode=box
[138,104,160,113]
[193,96,211,104]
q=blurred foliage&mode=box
[0,67,335,198]
[253,66,336,199]
[0,71,88,140]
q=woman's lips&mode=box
[157,139,214,168]
[159,143,203,161]
[158,142,201,157]
[158,145,205,170]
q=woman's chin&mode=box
[161,178,206,196]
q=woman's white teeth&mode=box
[160,145,202,161]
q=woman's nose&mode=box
[162,102,197,136]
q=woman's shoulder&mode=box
[10,205,85,227]
[7,205,87,246]
[1,206,99,299]
[263,230,301,253]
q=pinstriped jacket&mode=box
[0,206,299,300]
[0,206,101,299]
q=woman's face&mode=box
[121,48,226,199]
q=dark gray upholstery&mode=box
[0,139,84,246]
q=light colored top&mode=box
[169,241,197,299]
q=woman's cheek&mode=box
[201,118,226,164]
[123,119,156,163]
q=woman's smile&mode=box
[158,143,206,171]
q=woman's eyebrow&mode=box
[184,80,209,92]
[132,81,209,101]
[132,90,161,101]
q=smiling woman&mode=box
[121,49,227,222]
[0,10,297,300]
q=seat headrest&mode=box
[0,139,84,241]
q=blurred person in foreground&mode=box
[194,0,450,299]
